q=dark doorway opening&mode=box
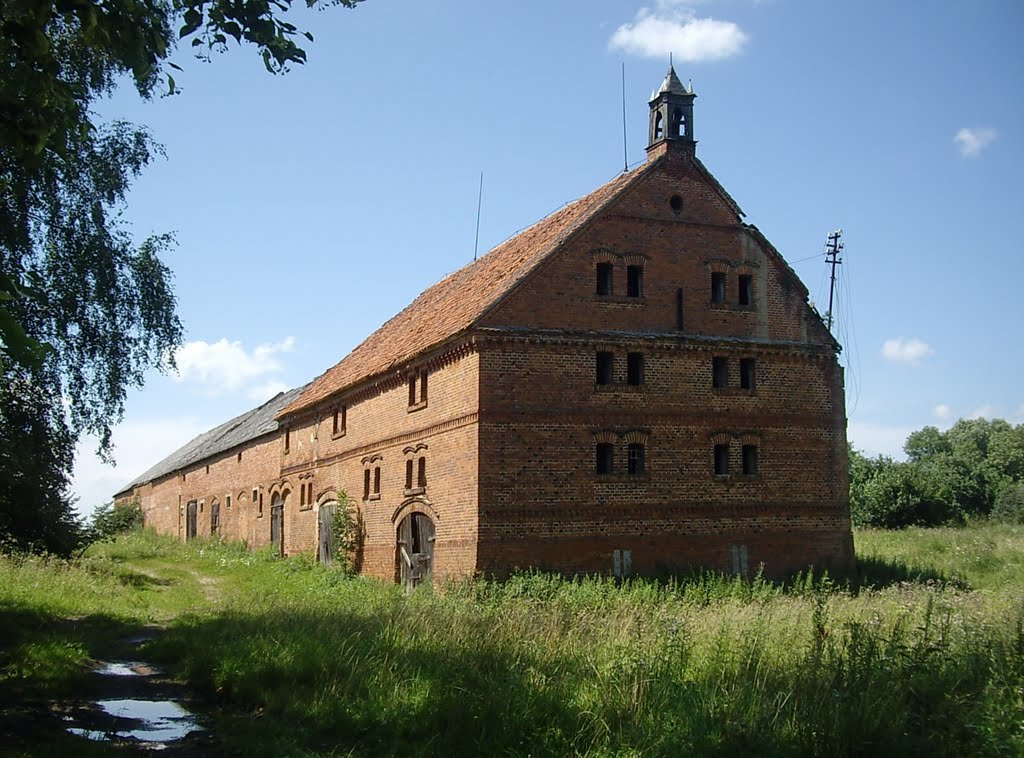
[185,500,197,540]
[270,493,284,557]
[318,502,336,566]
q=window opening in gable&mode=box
[419,370,428,404]
[333,405,347,436]
[596,262,613,296]
[627,353,644,386]
[284,429,290,453]
[409,370,428,408]
[408,375,417,407]
[596,352,614,385]
[418,457,427,488]
[627,443,646,476]
[596,442,614,475]
[738,274,753,306]
[711,272,726,303]
[205,465,209,475]
[742,444,758,476]
[226,495,231,510]
[670,194,683,212]
[237,452,242,463]
[740,358,756,390]
[712,357,728,389]
[626,265,643,298]
[714,444,730,476]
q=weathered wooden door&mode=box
[270,493,284,557]
[210,501,220,537]
[185,501,197,540]
[397,512,435,590]
[318,502,336,566]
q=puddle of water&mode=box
[96,661,159,677]
[66,698,202,746]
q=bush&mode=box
[991,483,1024,524]
[90,499,143,540]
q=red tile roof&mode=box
[279,161,657,417]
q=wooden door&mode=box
[397,512,435,590]
[186,501,197,540]
[210,501,220,536]
[318,503,336,566]
[270,493,284,557]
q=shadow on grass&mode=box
[853,554,970,591]
[148,605,591,757]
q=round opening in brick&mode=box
[669,194,683,212]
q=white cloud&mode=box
[933,404,952,420]
[954,127,996,157]
[172,336,295,395]
[610,4,748,62]
[71,416,209,517]
[881,337,934,365]
[968,404,997,420]
[848,421,914,460]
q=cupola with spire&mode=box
[647,64,696,158]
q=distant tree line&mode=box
[850,418,1024,528]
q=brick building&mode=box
[115,67,855,586]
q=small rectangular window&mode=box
[283,429,290,453]
[738,275,753,306]
[258,493,264,516]
[408,375,417,407]
[627,353,644,386]
[237,451,242,463]
[418,457,427,488]
[226,495,231,510]
[627,443,645,476]
[740,358,756,390]
[713,357,728,389]
[205,464,209,475]
[406,459,414,490]
[419,370,428,404]
[716,444,733,473]
[333,405,347,436]
[742,445,758,475]
[300,484,306,507]
[596,443,614,475]
[373,466,381,495]
[714,444,730,476]
[252,488,258,503]
[363,469,371,500]
[711,272,726,303]
[596,262,613,296]
[596,351,614,385]
[626,265,643,298]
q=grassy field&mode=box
[1,526,1023,756]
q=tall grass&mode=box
[3,527,1023,755]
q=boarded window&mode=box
[627,443,645,476]
[596,262,613,296]
[627,265,643,298]
[740,358,756,390]
[596,443,614,475]
[713,357,728,389]
[711,272,726,303]
[596,352,614,385]
[627,353,644,386]
[742,444,758,475]
[738,275,753,306]
[714,444,730,476]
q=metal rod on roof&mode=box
[473,171,484,262]
[621,62,628,173]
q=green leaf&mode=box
[167,74,176,95]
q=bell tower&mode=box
[647,64,696,158]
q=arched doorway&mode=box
[318,500,336,566]
[270,492,284,557]
[396,512,435,590]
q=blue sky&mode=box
[72,0,1024,515]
